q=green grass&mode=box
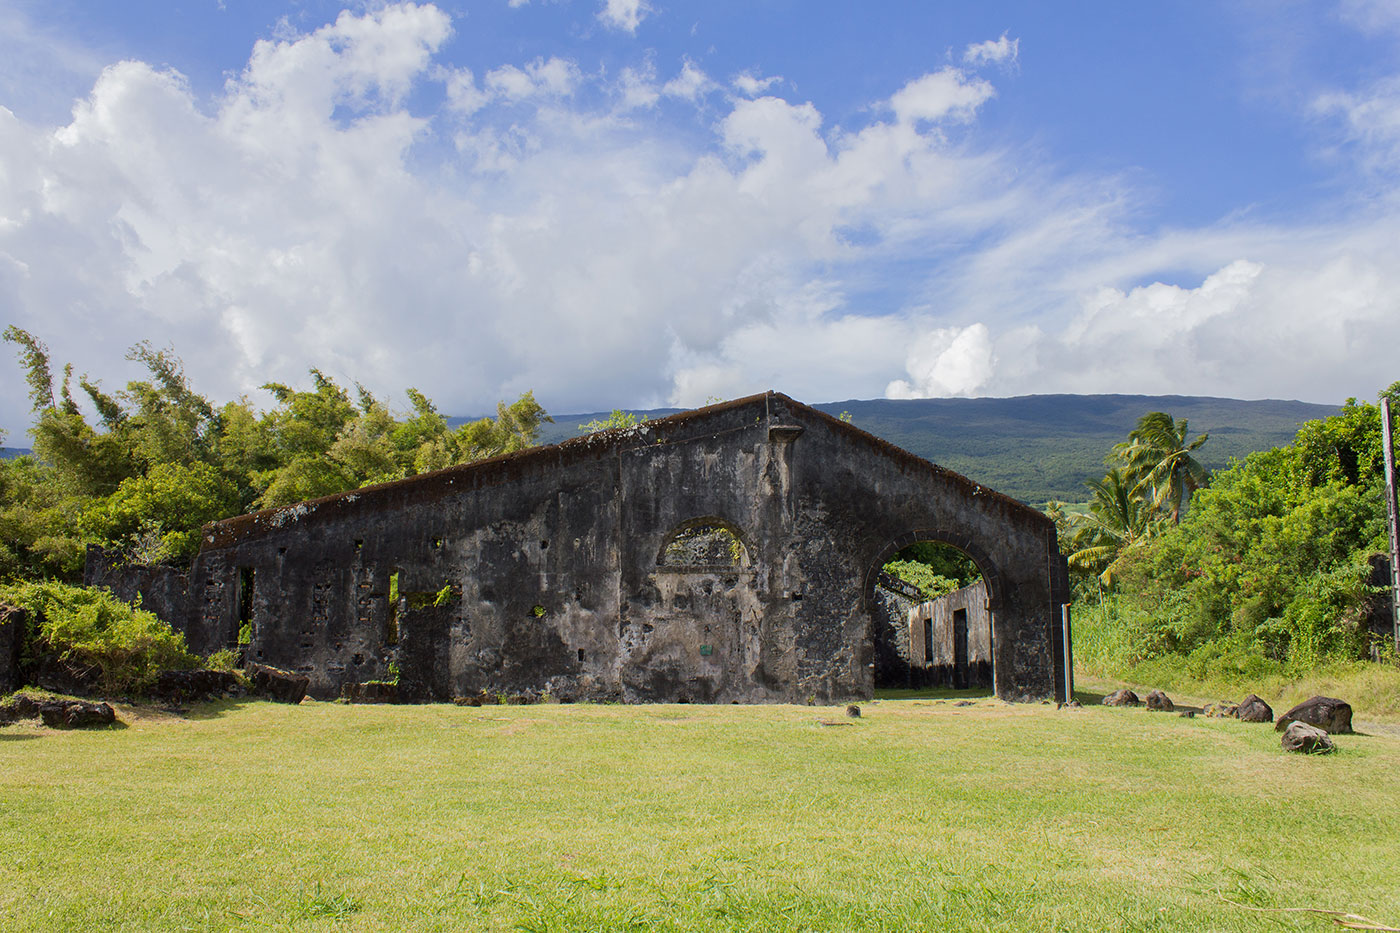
[2,695,1399,931]
[1076,658,1400,721]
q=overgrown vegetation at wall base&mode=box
[0,327,551,580]
[1071,384,1399,693]
[0,580,199,692]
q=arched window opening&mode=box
[657,521,748,570]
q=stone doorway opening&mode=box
[869,538,993,692]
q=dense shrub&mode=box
[1077,386,1397,679]
[0,580,199,693]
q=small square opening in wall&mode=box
[354,539,363,551]
[577,648,585,662]
[540,540,549,550]
[432,537,443,549]
[699,644,713,656]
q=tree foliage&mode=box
[1073,384,1399,672]
[1062,411,1210,583]
[1,328,552,577]
[0,579,201,692]
[579,409,646,433]
[882,541,982,601]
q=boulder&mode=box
[1275,696,1353,735]
[39,700,116,729]
[9,694,44,719]
[1236,694,1273,723]
[1145,689,1175,712]
[1102,689,1140,707]
[845,704,861,718]
[248,664,309,704]
[1281,721,1335,754]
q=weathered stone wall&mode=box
[90,392,1070,704]
[909,583,992,689]
[85,546,193,638]
[870,572,926,689]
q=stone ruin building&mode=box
[908,582,994,691]
[88,392,1072,704]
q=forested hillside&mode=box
[523,395,1337,503]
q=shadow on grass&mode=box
[183,696,265,721]
[875,687,996,701]
[0,732,39,741]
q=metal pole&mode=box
[1382,397,1400,655]
[1061,603,1073,704]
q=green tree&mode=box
[1080,383,1397,672]
[1067,467,1157,584]
[80,462,239,562]
[1112,411,1209,524]
[2,329,553,578]
[579,409,645,433]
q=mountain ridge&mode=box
[4,394,1338,504]
[521,393,1339,503]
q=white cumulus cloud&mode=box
[597,0,650,34]
[2,2,1399,439]
[963,34,1019,68]
[889,68,995,124]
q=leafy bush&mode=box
[0,580,199,693]
[1077,385,1397,677]
[882,560,961,601]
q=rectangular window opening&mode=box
[386,570,401,646]
[923,617,933,663]
[237,567,255,646]
[577,648,585,662]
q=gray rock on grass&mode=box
[1145,689,1175,712]
[1236,694,1273,723]
[1281,721,1335,754]
[249,664,310,704]
[39,700,116,729]
[1103,689,1140,707]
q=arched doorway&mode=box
[864,532,1006,693]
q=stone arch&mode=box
[861,527,1006,613]
[655,515,752,570]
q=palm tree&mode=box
[1067,466,1157,584]
[1113,412,1209,524]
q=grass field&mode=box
[3,692,1399,932]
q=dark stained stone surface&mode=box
[1276,696,1353,735]
[1145,689,1174,712]
[87,393,1072,705]
[1103,689,1141,707]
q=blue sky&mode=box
[1,0,1398,437]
